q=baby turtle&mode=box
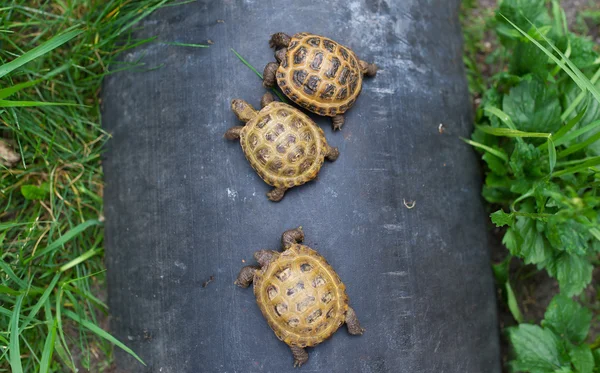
[225,93,339,202]
[235,227,364,367]
[263,32,377,131]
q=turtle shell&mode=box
[276,32,363,117]
[239,102,328,188]
[254,244,348,347]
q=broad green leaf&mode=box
[542,295,592,344]
[0,29,82,79]
[491,210,515,227]
[492,255,511,284]
[545,220,591,256]
[547,253,593,296]
[496,0,550,45]
[506,281,524,323]
[556,33,599,70]
[568,344,594,373]
[483,152,508,175]
[509,324,566,373]
[503,80,562,133]
[512,214,553,265]
[510,40,548,77]
[21,183,49,200]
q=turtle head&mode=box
[254,249,276,268]
[231,99,257,123]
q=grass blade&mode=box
[0,260,27,288]
[0,79,42,99]
[39,316,58,373]
[484,106,518,130]
[558,131,600,159]
[548,138,556,173]
[164,42,209,48]
[0,100,79,107]
[59,248,102,272]
[476,125,550,138]
[9,295,24,373]
[230,48,288,103]
[461,138,509,161]
[0,29,82,79]
[63,309,146,366]
[553,156,600,177]
[554,119,600,146]
[20,274,60,332]
[28,219,102,261]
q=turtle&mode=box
[235,227,364,367]
[263,32,378,131]
[224,92,339,202]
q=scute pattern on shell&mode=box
[254,245,348,347]
[239,102,328,188]
[277,32,363,117]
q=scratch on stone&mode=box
[369,87,395,95]
[383,271,407,276]
[226,187,238,200]
[383,224,402,231]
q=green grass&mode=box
[0,1,171,371]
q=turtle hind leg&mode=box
[266,186,287,202]
[234,266,258,288]
[359,60,378,77]
[224,126,244,140]
[269,32,291,49]
[345,307,365,335]
[325,145,339,161]
[290,346,308,367]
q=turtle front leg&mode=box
[345,307,365,335]
[282,227,304,249]
[234,265,258,288]
[325,145,339,161]
[332,115,345,131]
[260,92,275,108]
[263,62,279,88]
[269,32,291,49]
[359,60,378,77]
[290,346,308,367]
[266,186,287,202]
[224,126,244,140]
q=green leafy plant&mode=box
[470,0,600,296]
[463,0,600,371]
[509,295,594,373]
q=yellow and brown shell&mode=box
[253,244,348,347]
[239,102,329,188]
[276,32,363,117]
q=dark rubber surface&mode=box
[102,1,501,372]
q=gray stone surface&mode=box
[102,0,501,372]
